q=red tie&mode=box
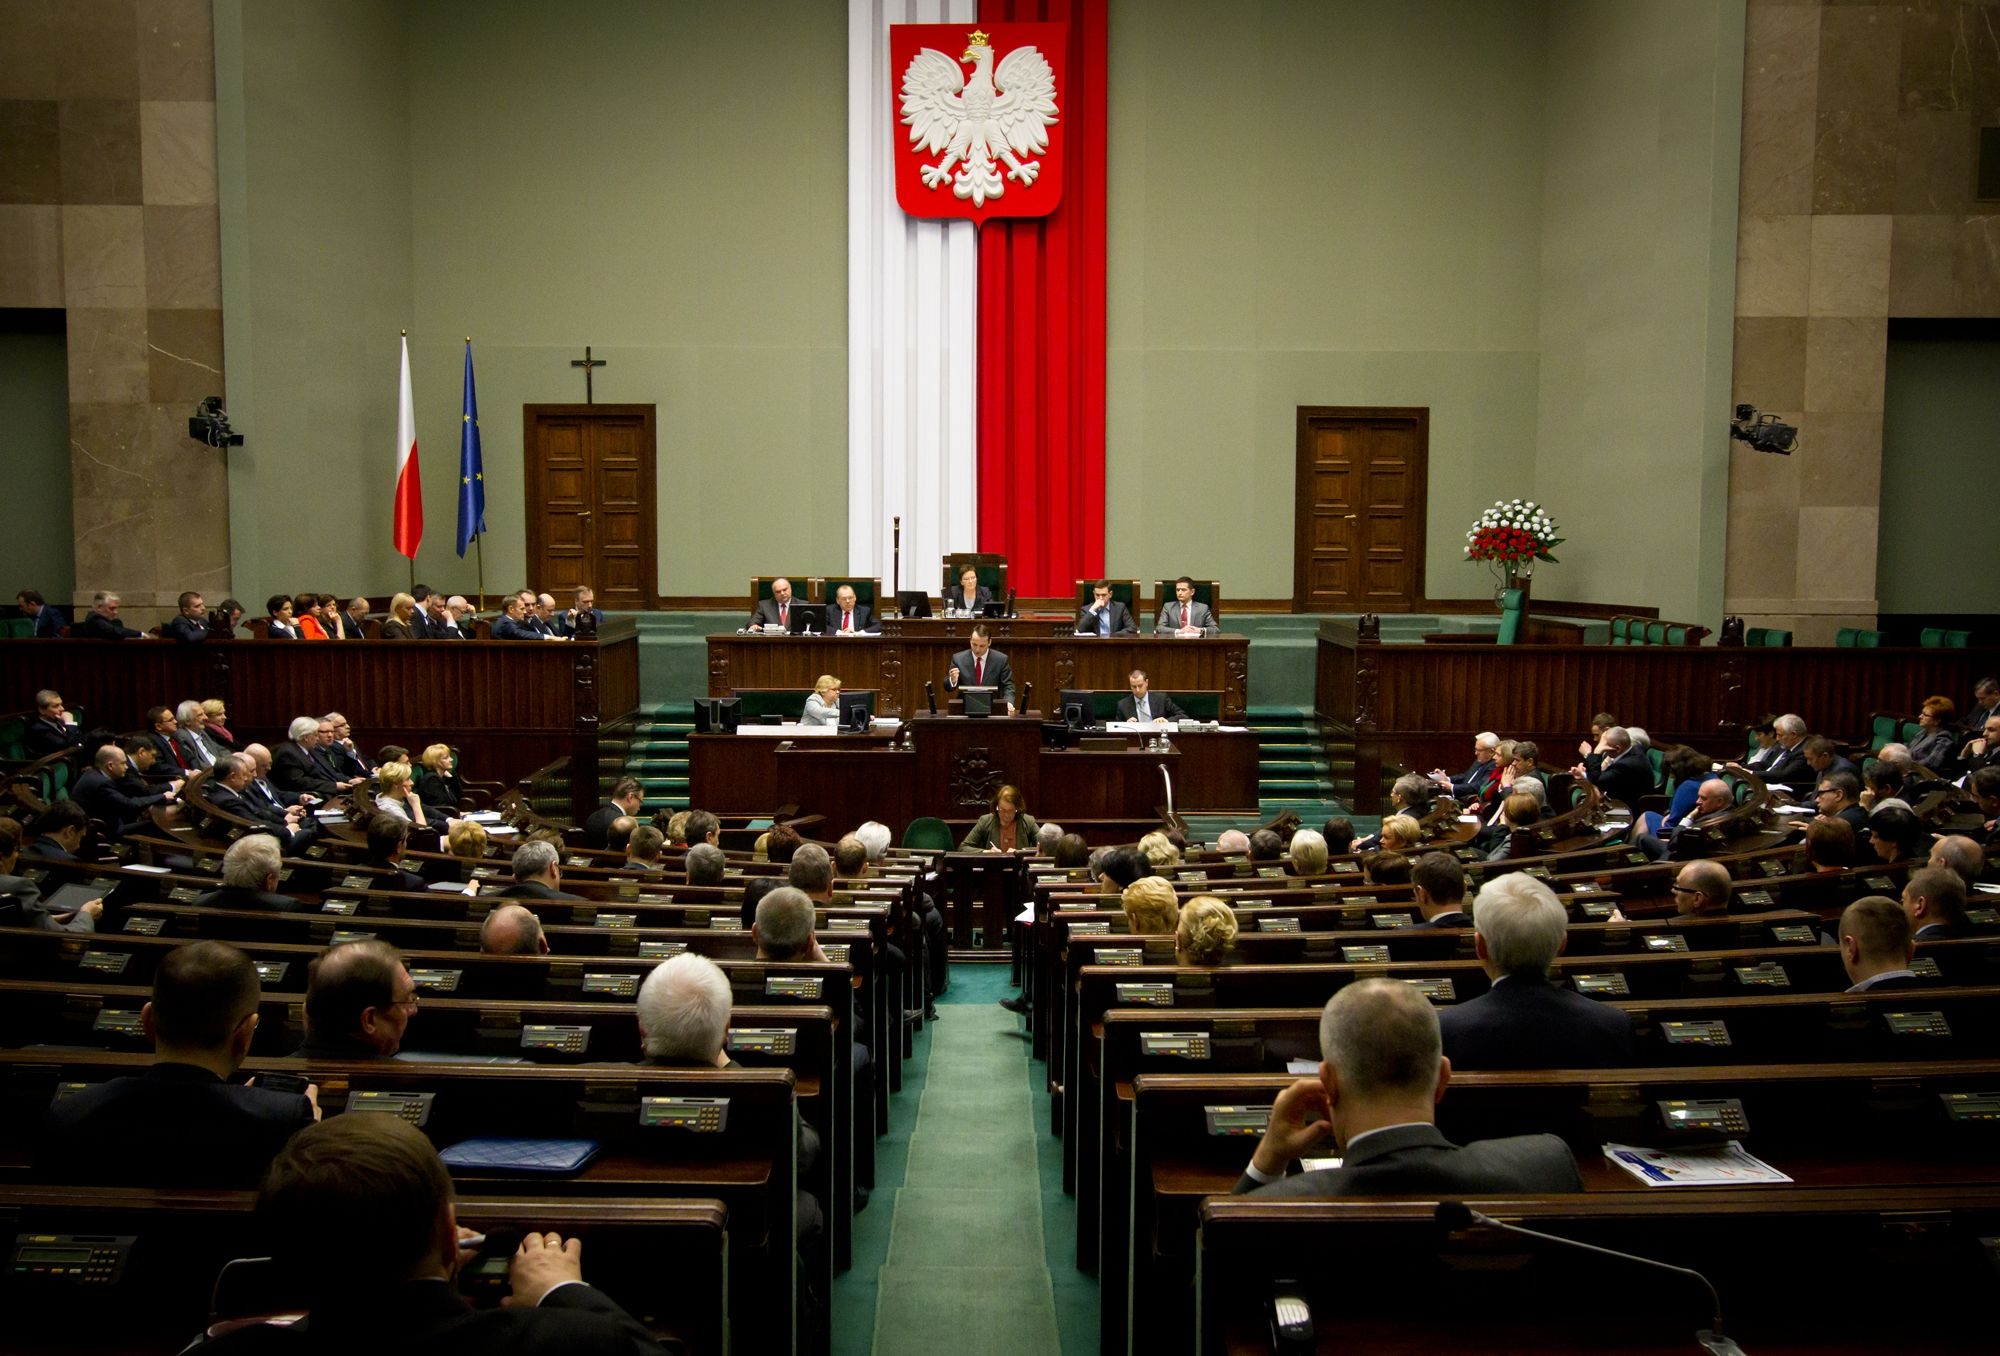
[1182,603,1190,629]
[779,603,787,627]
[975,657,984,685]
[843,610,852,632]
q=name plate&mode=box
[1203,1105,1270,1137]
[1770,925,1817,945]
[347,1090,435,1127]
[1332,861,1361,874]
[339,874,372,891]
[639,1096,728,1132]
[521,1024,591,1054]
[1140,1032,1211,1059]
[1910,957,1943,978]
[168,887,201,904]
[1371,914,1413,931]
[1758,859,1786,877]
[1883,1011,1951,1039]
[1067,921,1111,935]
[1258,916,1300,934]
[581,973,638,998]
[706,916,740,932]
[321,899,358,916]
[1095,949,1143,967]
[77,951,131,976]
[253,961,289,986]
[1642,934,1689,952]
[303,845,329,860]
[1401,977,1457,1002]
[1865,876,1896,891]
[121,916,164,936]
[1625,852,1650,867]
[1939,1091,2000,1123]
[821,944,851,963]
[1662,1019,1731,1047]
[1736,888,1774,911]
[1256,867,1286,879]
[638,941,687,959]
[1733,962,1790,988]
[1657,1097,1749,1136]
[92,1010,146,1036]
[727,1028,797,1056]
[1342,946,1390,964]
[409,968,462,993]
[1966,908,2000,927]
[1578,901,1614,921]
[1115,982,1175,1007]
[1573,973,1630,997]
[1057,900,1100,912]
[594,913,637,929]
[328,930,375,946]
[823,918,870,933]
[766,977,824,1000]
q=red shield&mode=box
[890,23,1067,224]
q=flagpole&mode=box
[475,534,486,611]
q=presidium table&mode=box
[697,619,1258,839]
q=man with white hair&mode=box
[1570,726,1652,810]
[1036,822,1063,855]
[856,820,948,1007]
[854,821,893,863]
[1215,828,1251,855]
[272,716,341,799]
[192,834,304,913]
[1287,828,1328,877]
[74,589,145,640]
[1436,873,1633,1070]
[173,700,225,769]
[1729,713,1810,789]
[1431,732,1500,803]
[1232,978,1583,1195]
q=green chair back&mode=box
[1074,579,1141,612]
[1837,627,1883,648]
[903,816,955,851]
[1665,625,1688,645]
[1945,630,1971,648]
[1495,589,1524,646]
[942,554,1008,600]
[0,618,31,639]
[1745,627,1792,647]
[0,717,24,763]
[1868,714,1900,753]
[1921,627,1946,648]
[1609,618,1630,645]
[1900,720,1923,746]
[817,577,880,612]
[751,575,814,606]
[1644,621,1668,645]
[1646,747,1664,788]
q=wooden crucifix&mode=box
[570,345,607,403]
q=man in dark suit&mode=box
[1902,866,1968,941]
[71,744,175,837]
[207,754,319,852]
[555,586,605,637]
[1156,576,1220,636]
[74,590,145,640]
[1813,771,1870,845]
[492,839,585,902]
[273,717,342,799]
[1233,977,1583,1197]
[1800,735,1859,788]
[1116,669,1185,723]
[749,576,801,632]
[364,814,432,893]
[161,591,210,642]
[1731,713,1810,789]
[291,939,416,1060]
[321,711,377,780]
[0,815,101,932]
[38,940,316,1187]
[1839,896,1926,992]
[1074,580,1137,636]
[583,777,644,849]
[193,832,307,912]
[492,590,544,640]
[1437,873,1633,1070]
[1410,851,1471,928]
[22,690,82,758]
[1571,726,1653,810]
[1431,733,1500,804]
[947,625,1015,713]
[16,588,65,637]
[199,1114,665,1356]
[821,582,879,634]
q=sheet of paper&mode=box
[1298,1157,1344,1172]
[1286,1059,1319,1075]
[121,863,170,874]
[1602,1140,1792,1187]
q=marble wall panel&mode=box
[56,98,141,204]
[1887,212,1960,314]
[1892,109,1973,215]
[139,100,215,205]
[1806,212,1891,315]
[53,0,141,101]
[68,401,160,503]
[145,306,222,403]
[1955,214,2000,313]
[1794,505,1878,600]
[60,204,145,308]
[0,99,61,202]
[67,307,150,404]
[1732,316,1809,408]
[142,202,218,307]
[1737,214,1812,314]
[137,0,214,101]
[0,204,64,306]
[1739,1,1821,215]
[0,0,65,101]
[1795,410,1883,509]
[1803,315,1886,412]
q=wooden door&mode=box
[523,404,658,609]
[1293,406,1427,612]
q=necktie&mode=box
[1182,603,1190,629]
[779,603,788,628]
[975,656,984,686]
[843,610,852,632]
[165,737,187,770]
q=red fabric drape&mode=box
[976,0,1107,597]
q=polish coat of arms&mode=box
[891,24,1066,222]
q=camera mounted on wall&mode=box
[188,396,243,449]
[1728,404,1797,455]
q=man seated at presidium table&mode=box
[1117,669,1184,724]
[1075,580,1137,636]
[1156,575,1219,637]
[821,583,878,634]
[748,576,801,633]
[946,624,1015,714]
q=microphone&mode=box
[1021,682,1033,715]
[924,680,938,717]
[1433,1202,1745,1355]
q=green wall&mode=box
[217,0,847,601]
[0,313,74,605]
[1880,337,2000,614]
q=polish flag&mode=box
[392,333,423,559]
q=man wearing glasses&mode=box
[1813,771,1870,843]
[292,939,418,1060]
[1670,860,1733,918]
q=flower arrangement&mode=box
[1465,499,1562,566]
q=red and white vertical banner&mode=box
[392,332,423,561]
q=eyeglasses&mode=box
[1669,885,1700,896]
[389,994,419,1011]
[1814,788,1838,797]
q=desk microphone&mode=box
[924,680,938,717]
[1021,682,1033,715]
[1433,1202,1745,1355]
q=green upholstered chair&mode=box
[1495,589,1525,646]
[816,577,880,613]
[1921,627,1947,648]
[1150,578,1222,625]
[941,553,1008,603]
[1644,621,1668,645]
[903,817,955,851]
[1837,627,1883,648]
[1074,579,1142,614]
[1866,714,1901,755]
[1664,625,1689,645]
[1745,627,1792,647]
[1944,629,1971,648]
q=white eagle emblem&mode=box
[899,30,1059,209]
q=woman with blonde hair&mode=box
[801,674,842,727]
[1121,875,1180,935]
[413,743,462,810]
[1176,895,1237,965]
[379,592,420,640]
[1137,830,1181,871]
[372,761,425,826]
[200,698,237,748]
[1378,814,1423,853]
[445,817,488,860]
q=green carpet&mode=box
[871,1001,1062,1356]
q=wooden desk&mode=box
[690,716,1258,837]
[0,623,641,821]
[706,625,1250,720]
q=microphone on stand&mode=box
[1021,682,1033,717]
[924,680,938,717]
[1433,1203,1745,1355]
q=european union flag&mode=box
[455,339,486,557]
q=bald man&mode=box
[480,904,549,956]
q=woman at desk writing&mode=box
[961,784,1037,852]
[801,674,842,728]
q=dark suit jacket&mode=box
[496,879,586,902]
[554,607,605,637]
[272,741,339,798]
[1449,759,1500,804]
[75,611,140,640]
[492,615,542,640]
[31,607,65,637]
[325,740,374,780]
[1589,748,1655,810]
[1417,910,1472,929]
[1116,692,1186,723]
[265,618,301,639]
[71,767,167,835]
[950,648,1015,708]
[750,597,805,630]
[208,781,286,828]
[161,615,208,642]
[193,884,306,913]
[945,585,994,614]
[23,717,81,758]
[1758,743,1810,789]
[0,872,94,932]
[414,769,463,809]
[821,601,878,634]
[582,802,626,849]
[38,1062,313,1187]
[145,729,190,776]
[1076,600,1138,636]
[1438,973,1636,1070]
[198,1276,667,1355]
[1234,1122,1582,1197]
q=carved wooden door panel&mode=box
[523,404,657,609]
[1293,406,1427,612]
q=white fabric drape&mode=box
[848,0,979,600]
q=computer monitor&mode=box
[1059,689,1096,730]
[960,687,996,718]
[837,689,876,732]
[978,600,1007,619]
[896,590,933,618]
[788,607,821,635]
[692,697,741,734]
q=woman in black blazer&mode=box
[413,743,464,810]
[945,565,993,616]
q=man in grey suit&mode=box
[947,625,1015,714]
[1075,580,1137,636]
[1232,977,1583,1197]
[749,577,802,632]
[1156,576,1219,636]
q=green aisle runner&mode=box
[869,1002,1063,1355]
